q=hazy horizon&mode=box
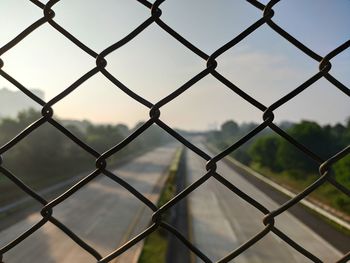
[0,86,348,133]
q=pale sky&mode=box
[0,0,349,130]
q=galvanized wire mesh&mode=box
[0,0,349,262]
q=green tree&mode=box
[277,121,331,173]
[332,154,350,212]
[333,154,350,189]
[249,135,281,171]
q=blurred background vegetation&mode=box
[0,109,173,207]
[207,119,350,215]
[1,108,348,217]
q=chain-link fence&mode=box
[0,0,349,262]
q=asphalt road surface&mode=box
[0,144,178,263]
[187,142,343,263]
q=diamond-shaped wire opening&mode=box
[0,24,95,100]
[51,173,156,257]
[0,1,42,48]
[274,78,350,130]
[271,0,350,55]
[104,134,178,199]
[207,122,269,168]
[52,73,149,152]
[105,24,204,103]
[160,75,262,152]
[158,0,262,54]
[1,127,95,203]
[188,182,264,250]
[216,25,318,106]
[52,0,150,53]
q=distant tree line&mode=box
[0,109,173,196]
[207,119,350,213]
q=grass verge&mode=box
[138,147,183,263]
[249,163,350,216]
[206,143,350,233]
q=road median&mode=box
[137,147,185,263]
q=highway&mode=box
[187,142,344,263]
[0,144,178,263]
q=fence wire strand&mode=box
[0,0,349,262]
